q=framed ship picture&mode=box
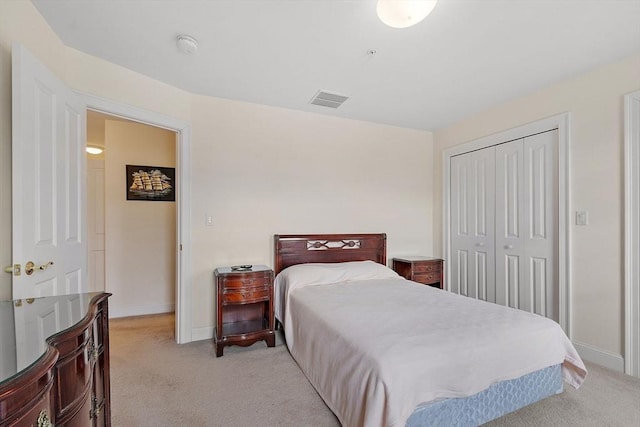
[126,165,175,201]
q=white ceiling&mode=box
[32,0,640,131]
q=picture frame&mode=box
[126,164,175,201]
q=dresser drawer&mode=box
[220,274,271,290]
[50,324,95,419]
[413,272,442,284]
[222,287,270,304]
[12,401,53,427]
[413,263,442,273]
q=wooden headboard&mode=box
[273,233,387,275]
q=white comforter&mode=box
[275,264,586,427]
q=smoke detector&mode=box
[176,35,198,54]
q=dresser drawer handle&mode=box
[242,279,254,285]
[90,396,101,419]
[88,341,99,362]
[37,410,52,427]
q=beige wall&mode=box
[433,53,640,359]
[190,95,433,330]
[0,2,433,336]
[105,120,176,317]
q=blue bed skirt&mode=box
[406,364,563,427]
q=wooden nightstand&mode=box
[392,257,444,289]
[214,265,275,357]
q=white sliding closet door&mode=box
[450,129,558,321]
[450,147,496,301]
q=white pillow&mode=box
[276,260,399,288]
[273,261,399,323]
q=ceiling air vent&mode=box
[309,90,349,109]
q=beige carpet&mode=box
[110,313,640,427]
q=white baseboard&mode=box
[109,303,175,319]
[573,341,625,372]
[191,326,214,342]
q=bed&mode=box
[273,233,586,427]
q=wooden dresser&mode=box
[0,292,111,426]
[214,266,275,357]
[392,257,444,289]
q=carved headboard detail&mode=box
[307,239,361,251]
[273,233,387,275]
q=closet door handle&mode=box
[504,244,514,250]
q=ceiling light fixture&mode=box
[376,0,438,28]
[176,34,198,54]
[86,145,103,155]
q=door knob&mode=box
[476,242,485,247]
[504,245,514,250]
[25,261,54,275]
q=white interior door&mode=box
[495,132,557,318]
[524,131,558,319]
[450,147,496,301]
[495,139,526,308]
[11,43,87,299]
[450,130,558,321]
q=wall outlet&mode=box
[576,211,588,226]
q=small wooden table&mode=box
[392,256,444,289]
[213,265,275,357]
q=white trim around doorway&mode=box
[624,89,640,377]
[78,91,193,344]
[442,112,571,336]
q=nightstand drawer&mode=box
[413,272,442,284]
[392,257,444,289]
[413,263,442,273]
[221,275,271,290]
[222,287,270,304]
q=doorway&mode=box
[87,111,177,323]
[10,43,192,344]
[81,93,193,344]
[624,89,640,377]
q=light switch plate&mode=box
[576,211,588,226]
[205,214,214,226]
